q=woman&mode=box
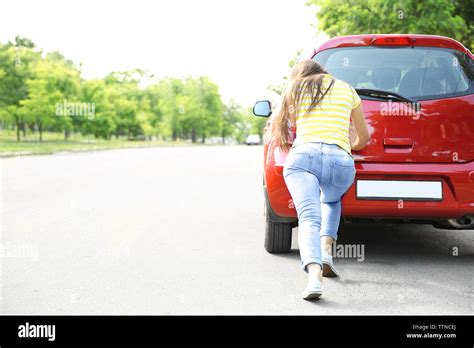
[272,60,369,300]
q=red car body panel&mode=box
[263,34,474,222]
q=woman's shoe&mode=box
[301,277,322,300]
[322,250,339,277]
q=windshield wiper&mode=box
[355,88,418,105]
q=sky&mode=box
[0,0,327,107]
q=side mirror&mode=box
[253,100,272,117]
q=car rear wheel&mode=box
[264,209,293,253]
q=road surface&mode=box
[1,145,473,314]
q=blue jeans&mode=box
[282,142,356,272]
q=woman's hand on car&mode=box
[350,104,369,151]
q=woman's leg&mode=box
[318,193,343,277]
[283,168,323,275]
[321,236,335,256]
[319,198,342,254]
[318,148,356,272]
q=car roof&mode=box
[309,34,473,59]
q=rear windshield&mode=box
[313,47,474,101]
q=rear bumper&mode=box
[266,161,474,220]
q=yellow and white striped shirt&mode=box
[291,74,361,154]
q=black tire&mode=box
[264,211,293,253]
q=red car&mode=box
[253,34,474,253]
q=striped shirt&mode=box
[291,74,361,154]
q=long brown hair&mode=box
[271,60,334,152]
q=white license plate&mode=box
[356,180,442,201]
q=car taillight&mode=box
[371,36,416,46]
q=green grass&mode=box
[0,131,209,157]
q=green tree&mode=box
[453,0,474,51]
[307,0,471,49]
[191,77,223,143]
[222,99,243,144]
[149,76,224,143]
[103,71,143,139]
[250,107,267,137]
[20,79,61,142]
[154,77,185,141]
[20,52,81,141]
[80,79,115,140]
[0,37,41,140]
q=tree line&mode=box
[0,37,265,143]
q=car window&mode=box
[313,47,474,101]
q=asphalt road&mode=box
[1,145,473,314]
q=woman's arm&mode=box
[349,103,369,151]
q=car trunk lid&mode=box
[354,95,474,163]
